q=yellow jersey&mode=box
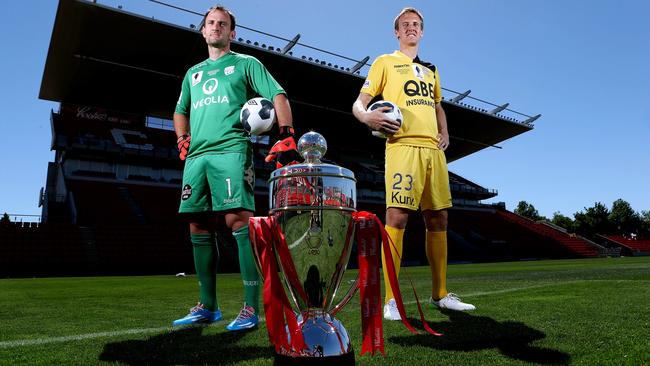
[361,51,442,148]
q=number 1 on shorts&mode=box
[226,177,232,198]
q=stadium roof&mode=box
[40,0,534,162]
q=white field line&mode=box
[343,278,647,307]
[1,279,646,349]
[0,327,168,348]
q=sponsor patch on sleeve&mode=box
[191,71,203,86]
[362,79,371,88]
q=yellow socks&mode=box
[426,231,448,300]
[382,226,404,304]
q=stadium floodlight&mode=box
[282,34,300,54]
[522,114,541,126]
[349,56,370,74]
[489,103,509,115]
[450,90,471,103]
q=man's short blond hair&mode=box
[393,7,424,30]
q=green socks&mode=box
[191,233,219,311]
[232,225,261,312]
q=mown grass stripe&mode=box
[2,278,647,349]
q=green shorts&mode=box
[179,151,255,213]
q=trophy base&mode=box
[276,311,354,363]
[274,348,355,366]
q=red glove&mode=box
[265,126,302,168]
[177,134,191,161]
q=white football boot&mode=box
[430,293,476,311]
[383,298,402,321]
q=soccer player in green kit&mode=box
[172,5,300,331]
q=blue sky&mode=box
[1,0,648,219]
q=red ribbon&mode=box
[354,212,385,355]
[249,217,308,355]
[368,212,443,337]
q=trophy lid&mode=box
[269,132,356,181]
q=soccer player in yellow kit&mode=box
[352,7,475,320]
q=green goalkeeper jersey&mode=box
[175,51,285,157]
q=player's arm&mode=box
[246,56,300,167]
[265,93,301,167]
[174,113,190,137]
[273,93,293,130]
[432,67,449,150]
[435,103,449,151]
[174,72,192,160]
[174,113,191,160]
[352,93,400,133]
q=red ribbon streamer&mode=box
[355,212,385,355]
[249,217,308,355]
[368,212,443,337]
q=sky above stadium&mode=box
[1,0,649,219]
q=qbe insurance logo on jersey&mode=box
[191,71,203,86]
[412,64,425,81]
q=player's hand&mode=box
[437,132,450,151]
[177,134,191,161]
[364,107,400,134]
[265,126,302,168]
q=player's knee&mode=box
[386,208,409,229]
[190,221,212,234]
[424,210,448,231]
[225,210,253,230]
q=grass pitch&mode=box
[1,257,649,365]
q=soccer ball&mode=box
[240,97,276,135]
[368,100,402,138]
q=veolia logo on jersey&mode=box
[202,78,219,95]
[192,78,230,109]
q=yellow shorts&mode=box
[385,144,452,211]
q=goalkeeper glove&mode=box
[177,134,191,161]
[265,126,302,168]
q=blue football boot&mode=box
[226,304,259,331]
[172,303,222,326]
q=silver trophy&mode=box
[266,131,357,359]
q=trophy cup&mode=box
[259,131,358,362]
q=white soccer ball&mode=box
[368,100,402,138]
[240,97,276,135]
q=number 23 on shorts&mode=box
[392,173,413,191]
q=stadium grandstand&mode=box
[598,235,650,257]
[0,0,603,277]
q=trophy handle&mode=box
[329,275,359,317]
